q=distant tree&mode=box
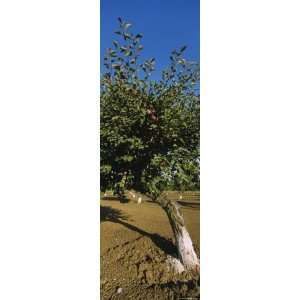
[100,18,200,272]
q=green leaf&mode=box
[123,23,132,30]
[111,64,121,69]
[113,40,119,48]
[123,33,131,40]
[121,155,134,162]
[180,46,187,53]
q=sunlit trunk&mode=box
[158,194,199,273]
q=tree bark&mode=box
[157,194,199,273]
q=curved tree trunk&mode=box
[158,194,199,273]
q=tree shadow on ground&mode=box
[101,196,129,203]
[100,205,129,222]
[177,201,200,209]
[101,196,121,201]
[100,205,177,257]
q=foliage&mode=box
[100,18,200,200]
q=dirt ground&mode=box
[100,194,200,299]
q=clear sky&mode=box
[100,0,200,80]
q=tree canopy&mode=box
[100,18,200,200]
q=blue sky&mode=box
[100,0,200,80]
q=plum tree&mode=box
[100,18,200,272]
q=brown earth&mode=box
[100,192,200,299]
